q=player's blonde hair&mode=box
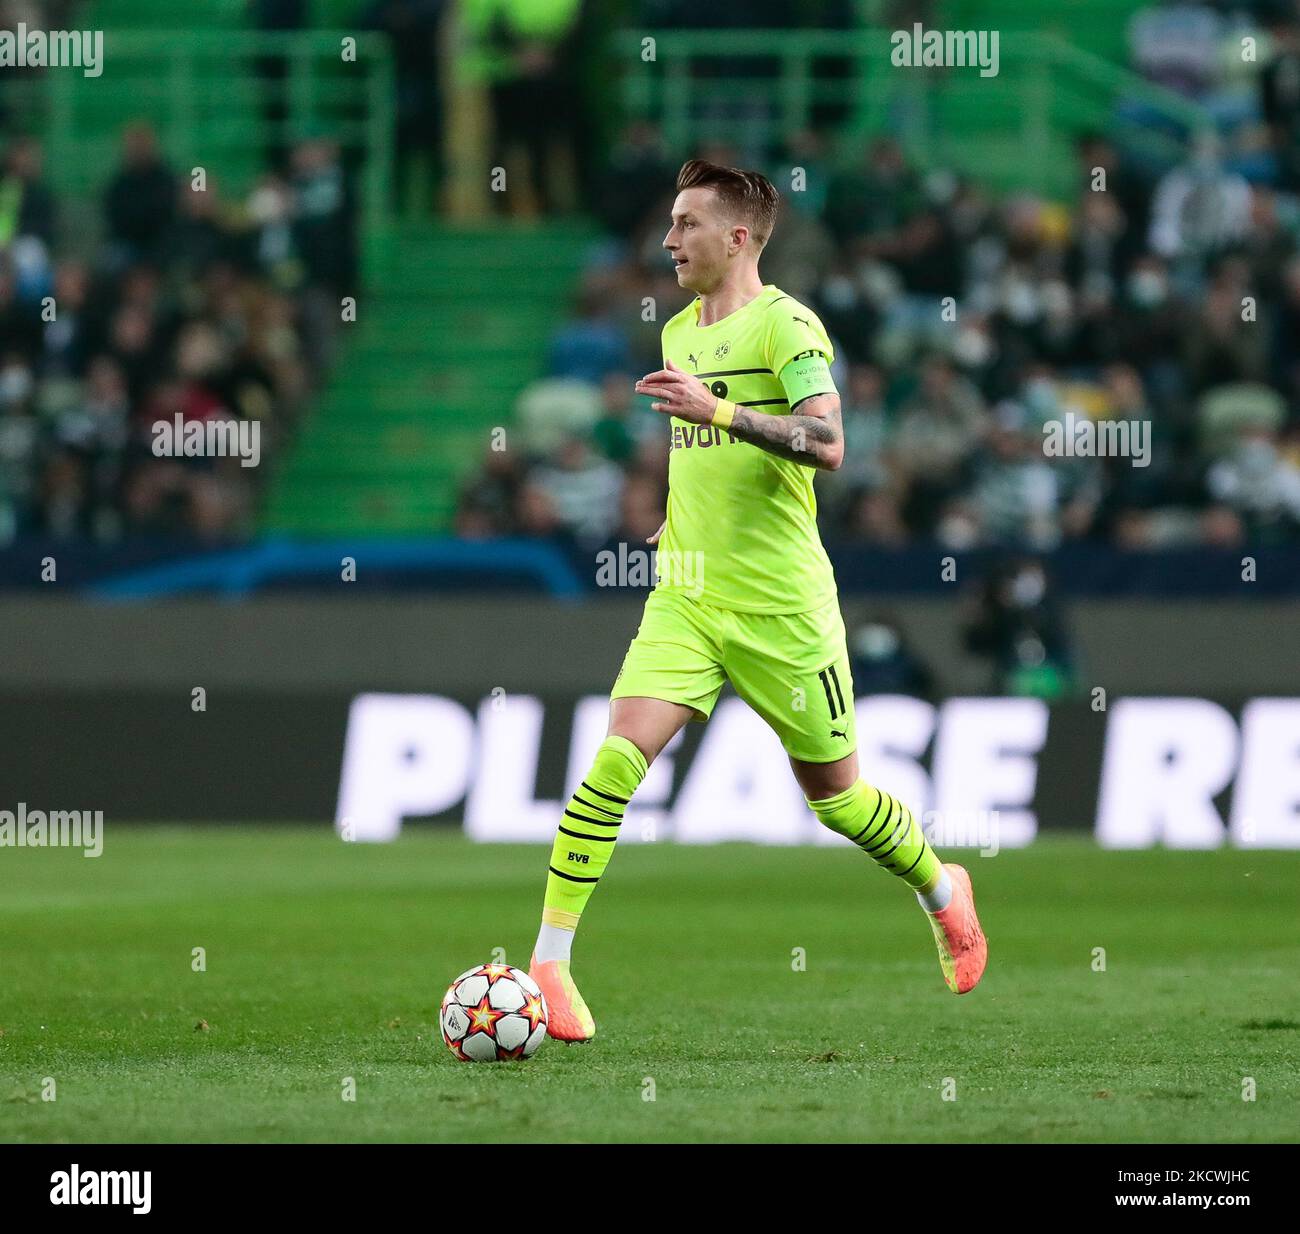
[676,159,780,249]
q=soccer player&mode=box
[529,160,987,1041]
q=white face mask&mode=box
[1023,378,1057,416]
[1014,634,1047,665]
[1004,281,1039,323]
[954,326,992,367]
[822,275,856,311]
[1236,439,1277,476]
[248,184,289,224]
[1128,271,1167,307]
[0,364,34,406]
[1010,569,1046,608]
[854,624,901,660]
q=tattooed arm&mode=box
[635,360,844,471]
[728,393,843,471]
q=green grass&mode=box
[1,829,1297,1143]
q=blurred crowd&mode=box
[0,122,356,540]
[850,556,1081,699]
[457,2,1300,552]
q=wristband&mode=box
[711,398,736,431]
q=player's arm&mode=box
[635,357,843,471]
[729,390,842,471]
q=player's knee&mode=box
[607,698,693,765]
[608,728,659,766]
[805,779,866,839]
[791,751,859,801]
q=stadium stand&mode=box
[2,0,1299,568]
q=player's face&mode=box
[664,188,739,293]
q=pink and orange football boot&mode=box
[528,954,596,1043]
[926,864,988,994]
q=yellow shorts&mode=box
[610,586,856,763]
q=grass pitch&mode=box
[1,827,1296,1143]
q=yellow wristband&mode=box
[711,398,736,431]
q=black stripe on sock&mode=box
[571,793,623,819]
[861,796,900,852]
[874,821,911,863]
[895,846,927,879]
[558,825,617,843]
[548,865,600,883]
[871,817,917,865]
[581,780,629,805]
[863,818,904,857]
[849,790,889,844]
[564,808,621,828]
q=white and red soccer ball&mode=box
[440,963,548,1062]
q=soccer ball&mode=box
[439,963,548,1062]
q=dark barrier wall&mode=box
[4,596,1299,695]
[2,599,1296,844]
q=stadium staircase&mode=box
[929,0,1159,196]
[262,221,598,535]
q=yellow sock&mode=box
[540,735,648,932]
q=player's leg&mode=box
[728,600,987,994]
[536,693,692,968]
[789,745,946,907]
[790,747,987,994]
[531,695,692,1042]
[530,589,725,1040]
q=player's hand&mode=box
[636,358,718,424]
[646,519,666,546]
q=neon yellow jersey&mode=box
[656,284,839,614]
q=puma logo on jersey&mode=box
[687,353,698,367]
[793,315,811,326]
[830,728,847,740]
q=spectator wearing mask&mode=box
[892,353,989,534]
[1148,131,1252,279]
[963,557,1081,698]
[527,432,624,549]
[847,614,937,699]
